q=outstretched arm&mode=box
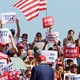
[16,19,20,40]
[0,20,2,28]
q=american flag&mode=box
[13,0,47,21]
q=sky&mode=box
[0,0,80,46]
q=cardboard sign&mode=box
[42,50,58,63]
[64,73,74,80]
[64,47,79,58]
[46,32,59,42]
[69,74,80,80]
[0,59,7,68]
[42,16,54,28]
[1,12,16,24]
[0,62,14,75]
[0,28,11,43]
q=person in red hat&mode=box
[30,55,54,80]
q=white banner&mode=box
[0,28,11,43]
[1,12,16,24]
[42,50,58,63]
[45,32,59,43]
[69,74,80,80]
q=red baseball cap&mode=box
[38,55,46,61]
[18,43,24,48]
[29,55,34,59]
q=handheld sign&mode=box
[46,32,59,43]
[42,50,58,63]
[64,47,79,58]
[42,16,54,28]
[0,28,11,43]
[69,74,80,80]
[1,12,16,24]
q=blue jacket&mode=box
[30,63,54,80]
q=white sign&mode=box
[42,50,58,63]
[46,32,59,43]
[64,73,74,80]
[0,59,7,68]
[1,12,16,24]
[0,62,14,75]
[0,28,11,43]
[69,74,80,80]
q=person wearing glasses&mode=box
[31,32,48,59]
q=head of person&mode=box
[66,59,74,67]
[67,29,75,40]
[17,43,24,52]
[56,62,63,72]
[36,32,42,42]
[0,42,7,51]
[27,49,33,56]
[22,33,28,42]
[71,64,78,74]
[28,54,34,61]
[10,29,15,37]
[38,55,46,63]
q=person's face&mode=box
[22,35,27,41]
[72,67,77,73]
[36,34,42,42]
[27,49,33,56]
[67,61,73,67]
[58,66,63,72]
[18,47,24,52]
[68,31,74,39]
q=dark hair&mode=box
[10,29,15,36]
[22,33,28,38]
[67,59,73,63]
[48,47,53,50]
[68,29,75,34]
[36,32,42,37]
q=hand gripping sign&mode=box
[42,16,54,28]
[64,47,79,58]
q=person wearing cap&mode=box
[10,19,20,44]
[18,33,30,51]
[30,55,54,80]
[17,43,27,60]
[54,62,64,80]
[31,32,48,59]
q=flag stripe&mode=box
[39,0,47,10]
[25,11,39,21]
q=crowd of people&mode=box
[0,18,80,80]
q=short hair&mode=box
[68,29,75,34]
[67,59,73,63]
[10,29,15,35]
[36,32,42,37]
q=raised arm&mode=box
[16,19,20,39]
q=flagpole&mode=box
[45,0,50,49]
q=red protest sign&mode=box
[42,16,54,28]
[64,47,79,58]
